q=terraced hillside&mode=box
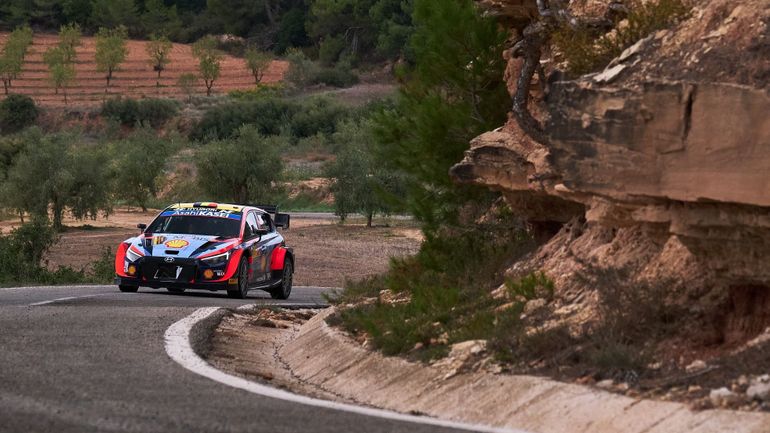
[0,33,288,107]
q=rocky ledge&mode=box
[452,0,770,340]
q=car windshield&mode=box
[147,215,241,238]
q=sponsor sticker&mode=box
[160,208,242,220]
[165,239,190,249]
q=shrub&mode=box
[191,96,351,141]
[553,0,689,75]
[89,247,116,283]
[289,97,349,138]
[312,66,359,88]
[318,35,346,66]
[331,212,535,361]
[196,125,285,203]
[0,218,57,283]
[285,47,318,87]
[101,97,180,128]
[0,94,38,134]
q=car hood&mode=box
[127,234,239,259]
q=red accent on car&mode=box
[271,246,287,271]
[209,248,244,282]
[115,242,129,277]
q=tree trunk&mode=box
[206,80,213,96]
[52,201,63,231]
[63,87,67,105]
[366,212,373,227]
[3,80,8,94]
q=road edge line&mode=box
[164,307,530,433]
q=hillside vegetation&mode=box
[0,32,288,106]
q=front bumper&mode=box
[115,256,237,290]
[114,276,236,291]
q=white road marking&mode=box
[165,307,531,433]
[28,293,111,306]
[0,284,104,292]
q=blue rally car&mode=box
[114,202,294,299]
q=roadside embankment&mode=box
[255,309,769,433]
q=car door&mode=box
[244,211,278,284]
[256,212,281,277]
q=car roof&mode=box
[166,202,268,213]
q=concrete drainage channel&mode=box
[166,307,770,433]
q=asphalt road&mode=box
[0,285,477,433]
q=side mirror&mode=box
[274,213,290,229]
[255,228,270,236]
[137,223,147,231]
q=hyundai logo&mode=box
[164,257,175,263]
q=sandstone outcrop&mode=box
[453,0,770,338]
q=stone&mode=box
[737,375,749,387]
[596,379,615,389]
[747,382,770,402]
[593,64,627,83]
[685,359,707,373]
[709,387,742,406]
[432,340,489,380]
[523,298,547,315]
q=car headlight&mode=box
[126,247,143,263]
[201,251,230,266]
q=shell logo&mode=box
[164,239,190,249]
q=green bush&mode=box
[191,96,352,141]
[289,97,349,138]
[0,94,38,134]
[331,214,534,361]
[318,35,346,66]
[312,66,359,88]
[190,98,297,141]
[101,97,180,128]
[553,0,689,75]
[196,124,285,203]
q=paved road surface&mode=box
[0,285,475,433]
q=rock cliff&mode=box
[453,0,770,340]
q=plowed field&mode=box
[0,33,288,107]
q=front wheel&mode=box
[118,285,138,293]
[270,261,293,300]
[227,257,249,299]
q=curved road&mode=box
[0,285,475,433]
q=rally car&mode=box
[114,202,294,299]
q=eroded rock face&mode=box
[453,0,770,327]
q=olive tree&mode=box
[111,127,174,211]
[43,46,76,104]
[95,26,129,93]
[146,34,172,89]
[192,36,222,96]
[244,46,271,85]
[0,26,33,95]
[4,129,112,230]
[196,125,284,203]
[327,120,402,226]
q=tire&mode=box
[227,257,249,299]
[270,260,293,300]
[167,287,185,294]
[118,285,138,293]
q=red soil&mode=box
[0,33,288,107]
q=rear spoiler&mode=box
[248,204,290,229]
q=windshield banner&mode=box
[160,208,242,220]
